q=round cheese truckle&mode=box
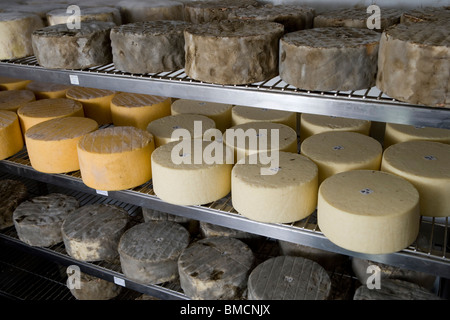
[0,179,28,230]
[400,6,450,24]
[0,77,31,91]
[0,110,24,160]
[383,122,450,148]
[25,81,71,100]
[231,105,297,131]
[118,0,184,23]
[317,170,420,254]
[68,271,122,300]
[46,6,122,26]
[183,0,260,23]
[353,279,441,300]
[77,126,154,191]
[0,90,36,112]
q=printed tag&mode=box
[114,276,126,287]
[69,74,79,85]
[96,190,108,196]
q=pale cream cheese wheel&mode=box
[383,122,450,148]
[25,117,98,174]
[25,81,70,100]
[300,131,383,184]
[317,170,420,254]
[0,110,24,160]
[381,140,450,217]
[231,105,297,131]
[77,126,154,191]
[232,152,318,223]
[0,90,36,112]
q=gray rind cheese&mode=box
[178,236,254,300]
[61,204,129,261]
[13,193,79,247]
[69,271,122,300]
[0,179,28,230]
[142,207,190,224]
[118,0,184,24]
[32,21,115,69]
[280,27,380,91]
[376,21,450,108]
[400,6,450,24]
[118,221,190,284]
[353,279,441,300]
[110,20,190,74]
[184,0,260,24]
[46,7,122,26]
[247,256,332,300]
[184,20,284,85]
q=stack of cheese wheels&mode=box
[0,77,31,91]
[183,0,260,23]
[61,204,130,261]
[0,90,36,112]
[400,6,450,24]
[300,113,371,142]
[68,270,122,300]
[32,21,115,69]
[184,19,284,85]
[383,123,450,148]
[110,92,171,130]
[118,0,184,23]
[178,236,254,300]
[318,170,420,254]
[46,6,122,26]
[110,20,190,74]
[231,105,297,131]
[0,12,44,60]
[247,256,332,300]
[300,131,383,184]
[25,117,98,174]
[151,140,233,205]
[0,179,28,230]
[146,114,216,147]
[0,110,24,160]
[223,122,298,163]
[171,99,232,133]
[25,81,70,100]
[232,152,318,223]
[381,140,450,217]
[280,27,380,91]
[13,193,80,247]
[353,279,441,300]
[77,126,154,191]
[17,98,84,134]
[118,221,190,284]
[376,21,450,108]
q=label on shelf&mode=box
[113,276,126,287]
[69,74,80,85]
[96,189,109,196]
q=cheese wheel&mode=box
[247,256,331,300]
[13,193,80,247]
[25,117,98,174]
[280,27,380,91]
[17,98,84,134]
[118,221,190,284]
[146,114,216,147]
[0,77,32,91]
[61,204,130,261]
[401,6,450,24]
[142,207,190,224]
[300,113,371,142]
[66,86,115,125]
[232,152,317,223]
[223,122,298,163]
[110,92,171,130]
[231,105,297,130]
[77,126,154,191]
[171,99,232,132]
[383,123,450,148]
[317,170,420,254]
[0,110,24,160]
[118,0,184,23]
[47,6,122,26]
[381,140,450,217]
[353,279,441,300]
[199,221,258,241]
[0,12,44,60]
[300,131,382,184]
[0,90,35,112]
[184,0,260,23]
[25,81,70,99]
[69,271,122,300]
[0,179,28,230]
[151,139,232,205]
[178,236,254,300]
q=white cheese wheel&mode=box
[381,140,450,217]
[178,236,254,300]
[118,221,190,284]
[171,99,232,132]
[184,0,260,23]
[353,279,441,300]
[68,271,122,300]
[232,152,318,223]
[0,90,36,112]
[146,114,216,147]
[151,140,233,206]
[118,0,184,23]
[300,131,382,184]
[383,123,450,148]
[25,117,98,174]
[184,19,284,85]
[47,7,122,26]
[66,86,115,125]
[280,27,380,91]
[0,179,28,230]
[61,204,130,261]
[231,105,297,131]
[0,110,24,160]
[0,77,32,91]
[247,256,331,300]
[25,81,70,100]
[13,193,80,247]
[77,126,154,191]
[0,12,44,59]
[317,170,420,254]
[110,92,171,130]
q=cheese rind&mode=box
[69,271,122,300]
[0,110,24,160]
[0,179,28,230]
[353,279,441,300]
[383,123,450,148]
[25,81,70,100]
[118,0,184,23]
[0,77,31,91]
[0,90,36,112]
[46,7,122,26]
[184,0,260,23]
[231,105,297,131]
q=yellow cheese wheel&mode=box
[0,90,36,112]
[381,140,450,217]
[66,86,115,125]
[110,92,171,130]
[0,110,24,160]
[17,98,84,134]
[231,105,297,131]
[383,123,450,148]
[25,117,98,173]
[25,81,71,99]
[318,170,420,254]
[77,126,154,191]
[0,77,31,90]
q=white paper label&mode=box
[96,190,108,196]
[114,276,126,287]
[69,74,79,85]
